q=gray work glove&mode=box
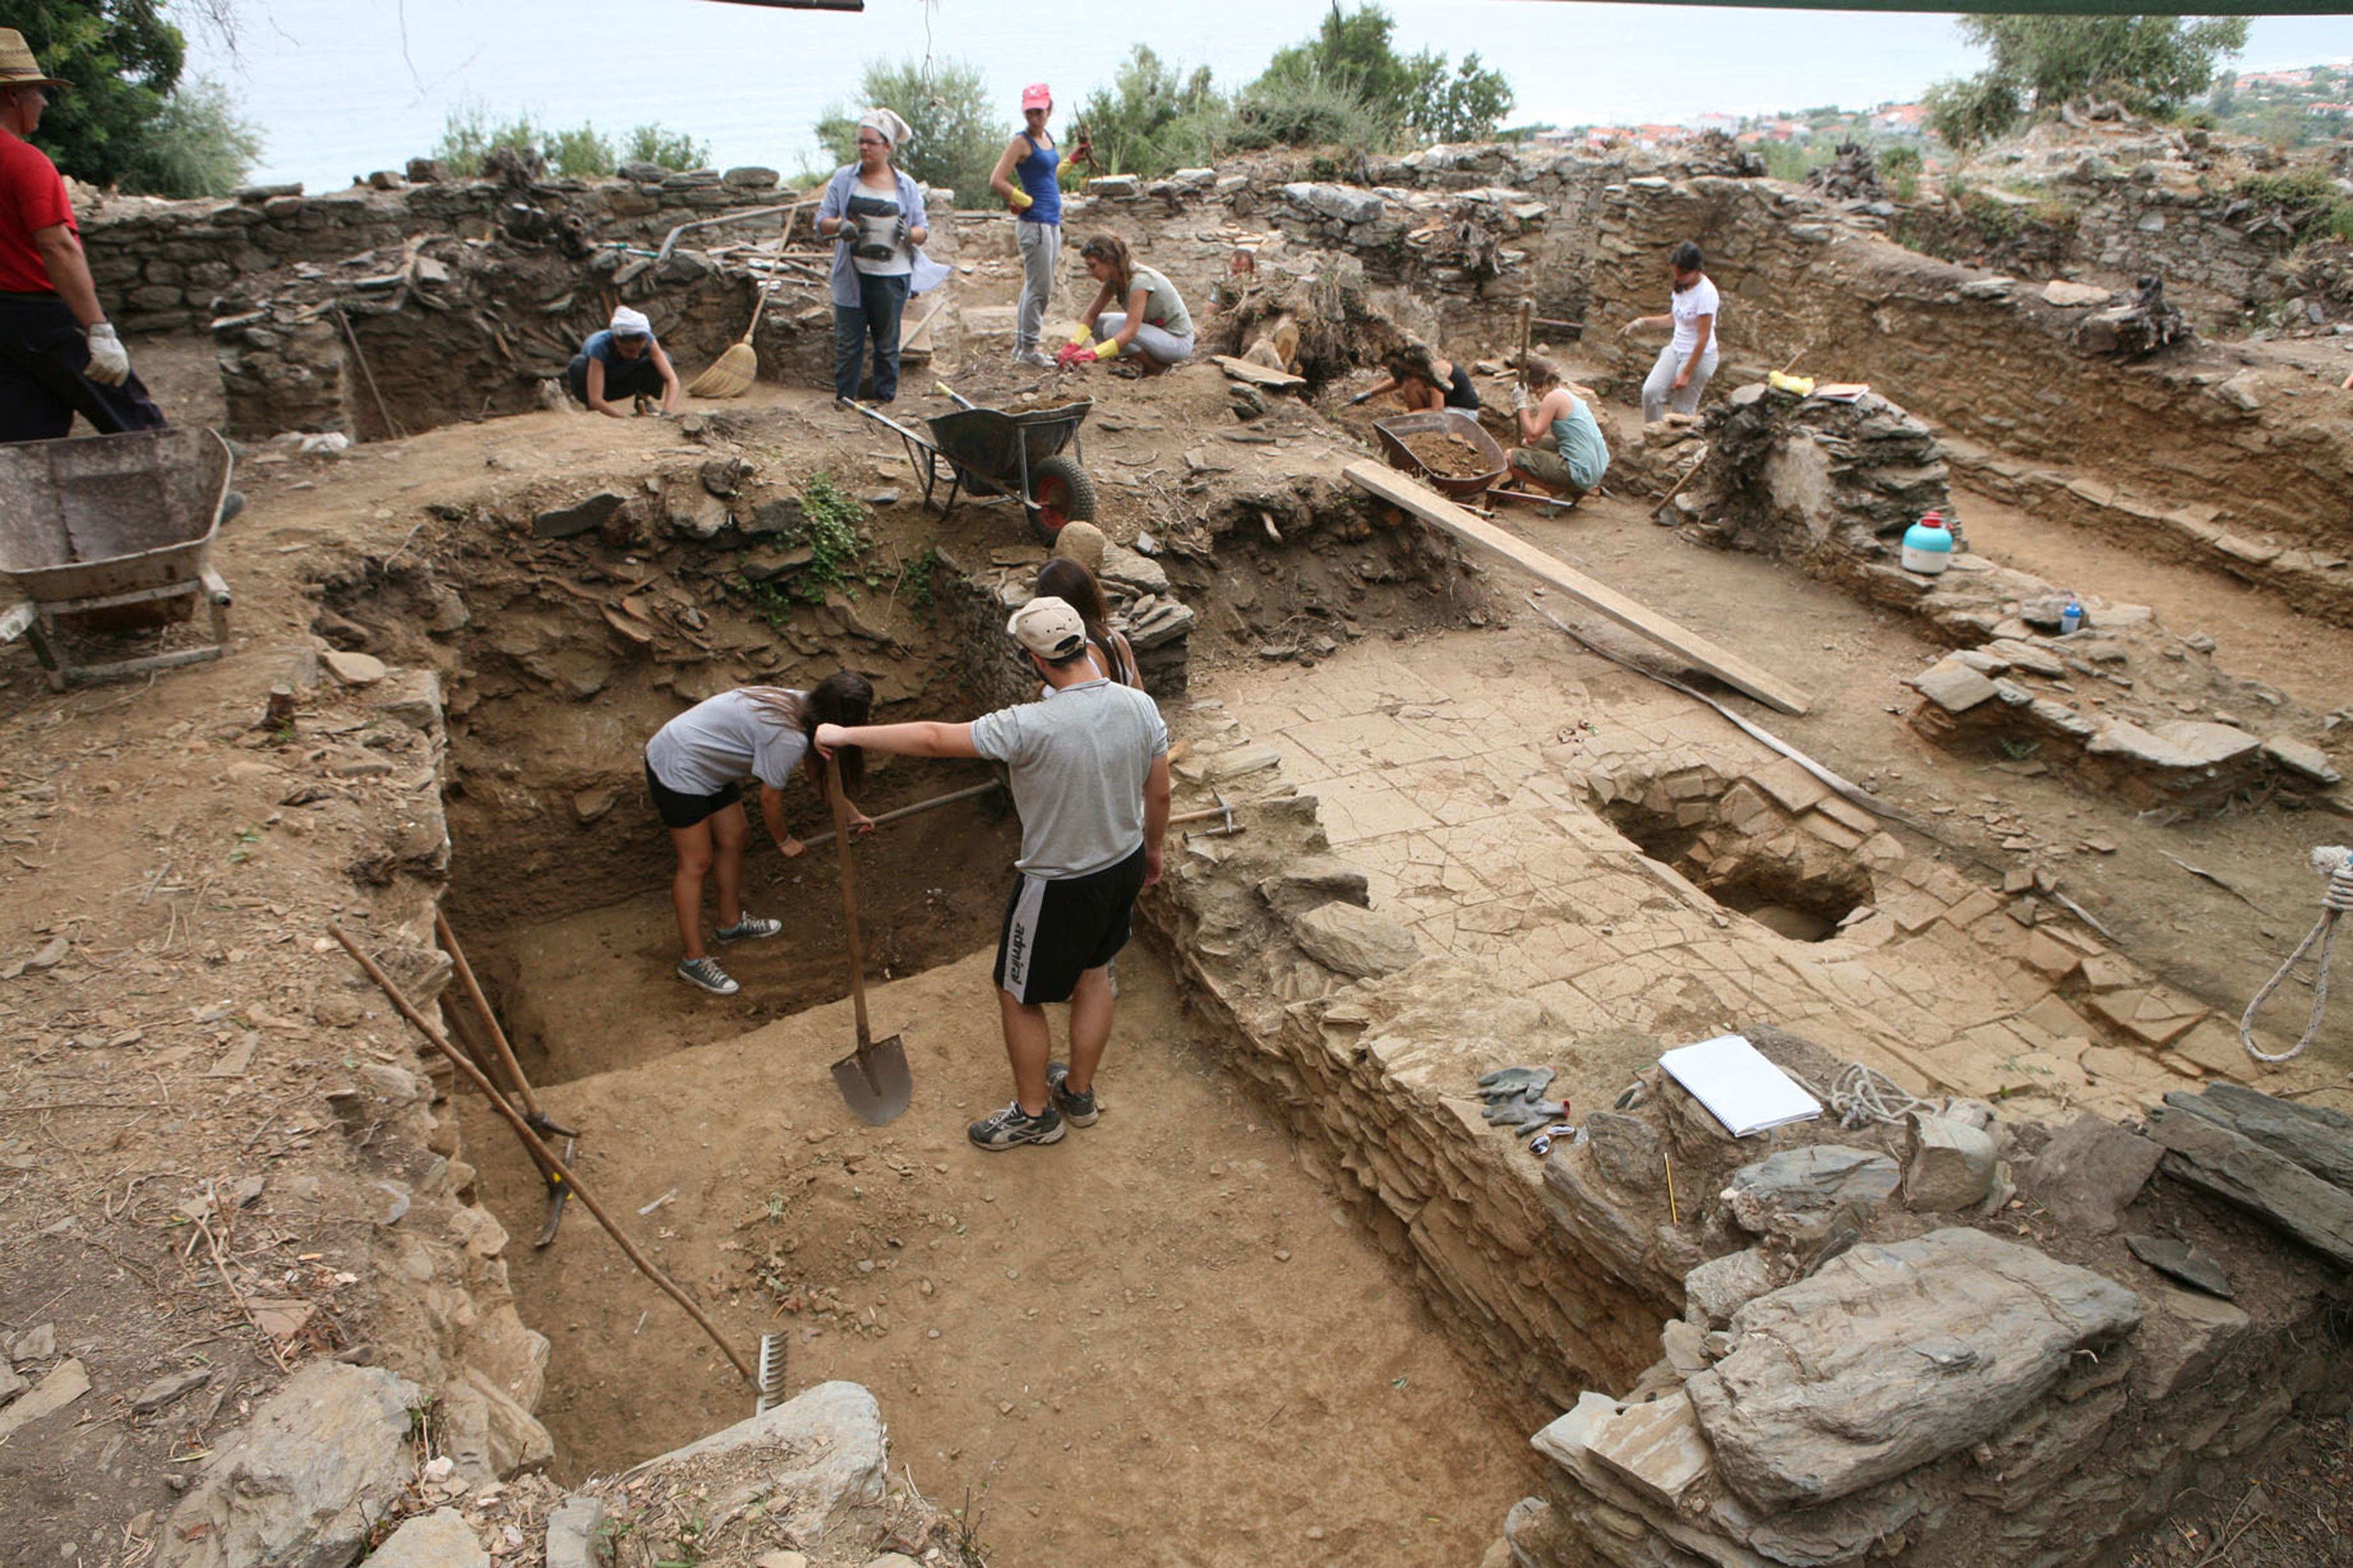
[84,322,130,387]
[1482,1097,1569,1130]
[1511,383,1530,412]
[1476,1065,1557,1098]
[893,216,909,250]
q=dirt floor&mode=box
[472,944,1539,1568]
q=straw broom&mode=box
[687,282,772,399]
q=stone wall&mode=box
[80,167,798,335]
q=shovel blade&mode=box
[831,1035,912,1125]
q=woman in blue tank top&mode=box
[989,84,1063,368]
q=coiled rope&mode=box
[1790,1062,1939,1129]
[2240,845,2352,1065]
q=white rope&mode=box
[1790,1062,1939,1130]
[2240,845,2353,1065]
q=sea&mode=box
[189,0,2353,195]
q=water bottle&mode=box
[1900,511,1954,575]
[2059,596,2083,635]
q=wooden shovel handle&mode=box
[826,756,875,1053]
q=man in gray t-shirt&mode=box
[817,597,1170,1152]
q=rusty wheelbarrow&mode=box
[0,428,238,689]
[1371,408,1509,502]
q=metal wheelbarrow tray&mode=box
[0,428,237,689]
[851,396,1096,544]
[1371,408,1509,501]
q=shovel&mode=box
[825,755,913,1124]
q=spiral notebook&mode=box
[1658,1033,1822,1138]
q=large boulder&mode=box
[161,1361,422,1568]
[1686,1227,2142,1508]
[1284,901,1421,978]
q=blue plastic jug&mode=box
[1901,511,1954,575]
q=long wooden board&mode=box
[1344,460,1811,715]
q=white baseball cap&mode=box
[1007,596,1086,659]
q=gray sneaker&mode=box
[1046,1061,1098,1127]
[715,915,783,944]
[968,1100,1065,1151]
[676,956,739,996]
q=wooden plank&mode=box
[1343,460,1811,715]
[1211,355,1306,391]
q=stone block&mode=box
[2147,1104,2353,1267]
[544,1496,606,1568]
[1904,1114,1999,1211]
[2022,931,2081,980]
[1910,660,1998,713]
[2261,736,2340,784]
[1284,902,1420,978]
[1584,1390,1713,1509]
[1723,1146,1899,1243]
[533,493,625,539]
[2022,1114,2161,1235]
[1583,1110,1662,1190]
[366,1509,488,1568]
[1745,756,1828,814]
[2149,721,2261,767]
[1943,889,2002,928]
[2131,1288,2251,1401]
[1686,1228,2142,1509]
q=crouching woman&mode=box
[1506,358,1610,503]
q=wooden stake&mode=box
[1664,1152,1680,1225]
[331,925,754,1385]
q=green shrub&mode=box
[1229,68,1386,154]
[545,125,614,179]
[1072,45,1229,178]
[1877,143,1923,201]
[120,74,261,196]
[430,96,541,177]
[814,58,1002,203]
[622,123,709,171]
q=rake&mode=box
[687,282,772,399]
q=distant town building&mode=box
[1870,103,1927,137]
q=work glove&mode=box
[1007,188,1033,212]
[893,216,909,250]
[1482,1098,1569,1131]
[1092,338,1122,360]
[1068,325,1094,347]
[1618,319,1640,339]
[1055,341,1091,369]
[84,322,130,387]
[1511,383,1530,412]
[1346,389,1373,406]
[1476,1065,1557,1098]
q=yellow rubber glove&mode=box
[1007,189,1033,212]
[1093,338,1122,360]
[1069,325,1093,347]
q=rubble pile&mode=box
[1666,381,1962,579]
[1804,141,1885,202]
[1509,1052,2352,1568]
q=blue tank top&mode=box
[1015,134,1061,225]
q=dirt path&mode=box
[474,944,1538,1568]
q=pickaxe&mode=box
[1170,789,1243,842]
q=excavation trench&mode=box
[327,509,1585,1564]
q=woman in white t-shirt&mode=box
[1623,240,1721,424]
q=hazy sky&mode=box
[186,0,2353,191]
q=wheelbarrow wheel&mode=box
[1024,455,1096,545]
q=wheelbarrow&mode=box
[0,428,238,690]
[1371,408,1509,503]
[850,389,1096,545]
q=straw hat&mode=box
[0,30,70,90]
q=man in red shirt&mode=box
[0,29,166,443]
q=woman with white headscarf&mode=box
[566,305,680,418]
[815,108,930,406]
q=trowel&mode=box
[826,755,913,1124]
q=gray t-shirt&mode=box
[646,689,810,796]
[969,678,1169,879]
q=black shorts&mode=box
[646,758,741,829]
[994,845,1148,1005]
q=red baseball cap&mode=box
[1021,83,1051,112]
